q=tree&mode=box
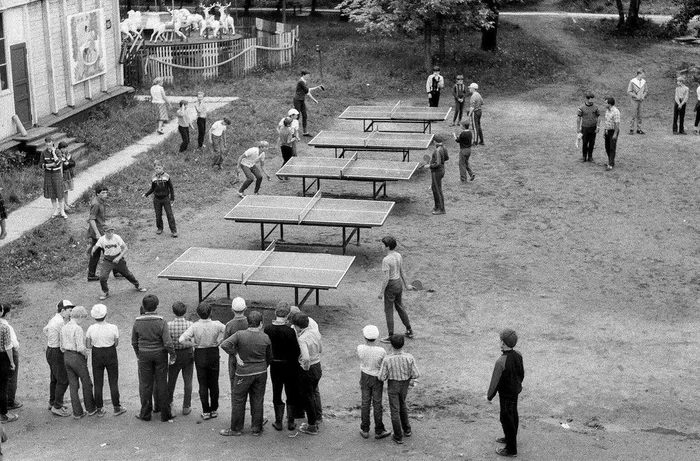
[626,0,642,28]
[615,0,625,28]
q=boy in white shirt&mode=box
[86,304,125,417]
[357,325,390,440]
[91,225,147,300]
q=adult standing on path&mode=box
[429,138,448,215]
[150,77,170,135]
[627,68,648,135]
[293,70,322,137]
[672,76,689,135]
[236,141,271,198]
[219,311,272,437]
[425,66,444,107]
[194,91,208,149]
[603,97,620,171]
[132,294,176,423]
[43,300,73,418]
[468,83,485,145]
[454,120,475,182]
[41,137,67,219]
[378,236,414,342]
[87,185,108,282]
[576,92,600,162]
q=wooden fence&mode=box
[124,18,298,87]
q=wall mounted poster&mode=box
[67,8,107,84]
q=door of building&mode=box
[10,43,31,128]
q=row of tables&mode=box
[157,104,450,306]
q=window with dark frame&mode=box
[0,14,7,91]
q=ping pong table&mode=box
[308,130,434,162]
[275,154,420,199]
[224,191,394,254]
[157,244,355,306]
[339,102,451,133]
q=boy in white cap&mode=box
[357,325,390,440]
[60,306,97,419]
[91,225,147,300]
[86,304,125,417]
[468,83,484,145]
[223,297,249,384]
[43,300,74,417]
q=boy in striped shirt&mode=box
[378,334,420,445]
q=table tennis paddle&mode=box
[411,279,423,290]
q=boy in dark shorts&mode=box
[487,328,525,458]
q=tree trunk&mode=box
[615,0,625,28]
[481,11,499,51]
[626,0,642,28]
[438,15,445,61]
[311,0,317,14]
[424,20,433,71]
[244,0,252,16]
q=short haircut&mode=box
[95,184,108,194]
[70,306,88,319]
[585,91,594,99]
[247,310,263,327]
[179,99,187,107]
[301,70,310,76]
[461,119,470,128]
[223,117,231,125]
[433,66,440,71]
[196,303,211,319]
[258,141,269,148]
[275,304,290,318]
[58,141,68,149]
[142,294,159,312]
[0,304,10,318]
[606,97,615,106]
[500,328,518,348]
[381,235,397,250]
[197,91,204,96]
[283,117,292,127]
[153,159,163,167]
[433,135,444,144]
[677,76,685,82]
[172,301,187,317]
[389,334,404,349]
[45,136,53,143]
[636,68,644,75]
[292,312,309,329]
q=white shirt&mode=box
[44,313,65,348]
[150,84,167,104]
[95,234,125,257]
[357,344,386,377]
[210,120,228,137]
[696,85,700,101]
[0,320,18,351]
[239,147,265,168]
[278,117,300,137]
[86,322,119,348]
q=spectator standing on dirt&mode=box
[451,75,467,126]
[132,294,176,423]
[264,303,300,431]
[194,91,208,149]
[454,120,475,182]
[236,141,271,198]
[468,83,485,145]
[293,312,323,436]
[378,334,420,445]
[91,225,147,301]
[60,305,97,419]
[142,160,177,238]
[178,303,225,421]
[41,137,67,219]
[576,92,600,162]
[487,328,525,458]
[0,188,7,239]
[43,300,74,418]
[209,117,231,169]
[0,304,21,412]
[150,77,170,135]
[378,236,414,343]
[673,76,689,135]
[357,324,390,440]
[223,297,249,384]
[86,304,126,417]
[627,68,648,135]
[293,70,322,136]
[87,185,109,282]
[219,310,272,437]
[429,137,448,215]
[0,304,18,424]
[176,100,195,152]
[425,66,444,107]
[167,302,194,416]
[603,97,621,171]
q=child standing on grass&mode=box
[357,325,390,440]
[378,334,419,445]
[0,188,7,239]
[86,304,126,417]
[194,92,208,149]
[177,100,195,153]
[451,75,467,126]
[142,160,177,238]
[209,118,232,169]
[60,306,97,419]
[58,141,76,211]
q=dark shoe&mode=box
[404,330,414,339]
[496,437,507,443]
[495,447,517,457]
[272,421,283,431]
[134,414,151,422]
[360,430,369,439]
[470,174,476,181]
[87,276,99,282]
[114,407,127,416]
[404,430,412,437]
[87,408,99,416]
[251,431,262,436]
[392,435,403,444]
[299,423,318,435]
[182,407,191,415]
[478,141,485,145]
[636,129,645,134]
[302,132,312,137]
[629,129,634,135]
[375,430,391,439]
[679,131,687,135]
[73,412,87,420]
[220,428,242,436]
[156,229,163,235]
[7,402,23,410]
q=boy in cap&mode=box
[487,328,525,458]
[468,83,485,145]
[378,334,420,444]
[142,160,177,238]
[357,325,390,440]
[451,75,467,126]
[86,304,125,417]
[167,302,194,416]
[426,66,444,107]
[223,297,249,382]
[60,306,97,419]
[91,225,147,300]
[43,300,74,417]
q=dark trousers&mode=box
[64,351,96,416]
[459,147,473,181]
[99,257,139,294]
[281,145,294,165]
[87,237,102,277]
[197,117,207,148]
[230,372,267,432]
[473,109,484,144]
[428,91,440,107]
[294,99,308,133]
[270,360,299,407]
[7,349,18,407]
[46,347,68,409]
[499,396,519,455]
[581,126,596,160]
[384,278,411,335]
[430,166,445,212]
[153,196,177,233]
[138,349,171,421]
[673,103,686,133]
[387,379,411,440]
[178,126,190,152]
[695,102,700,128]
[299,363,322,426]
[452,100,464,123]
[604,129,617,167]
[92,346,120,410]
[0,354,10,416]
[168,348,194,408]
[239,165,263,194]
[360,372,386,434]
[194,347,220,413]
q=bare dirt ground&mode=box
[5,14,700,461]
